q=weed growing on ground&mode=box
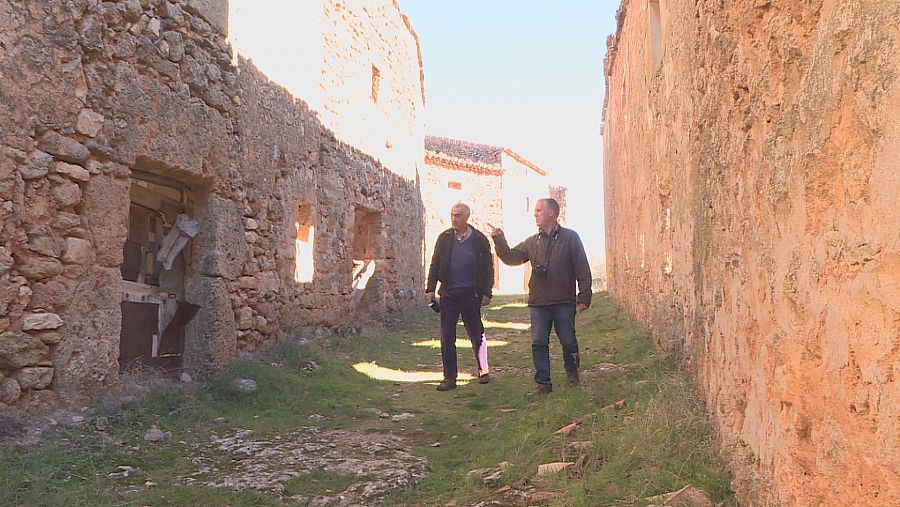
[282,468,362,499]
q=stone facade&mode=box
[604,0,899,505]
[228,0,425,181]
[0,0,424,409]
[423,135,565,294]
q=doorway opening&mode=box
[119,174,198,373]
[351,207,383,312]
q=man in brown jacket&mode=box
[489,198,592,395]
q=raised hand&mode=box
[486,222,503,238]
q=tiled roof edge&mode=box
[424,151,504,176]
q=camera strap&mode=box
[542,229,557,269]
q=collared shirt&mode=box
[454,226,472,242]
[539,222,559,237]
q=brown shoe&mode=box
[566,369,580,387]
[529,384,552,396]
[477,373,490,384]
[436,379,457,391]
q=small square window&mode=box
[448,181,462,190]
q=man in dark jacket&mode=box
[489,198,591,395]
[426,203,494,391]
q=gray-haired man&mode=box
[426,203,494,391]
[489,198,591,395]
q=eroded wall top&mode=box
[228,0,425,180]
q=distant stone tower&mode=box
[549,185,568,225]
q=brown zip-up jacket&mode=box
[493,225,592,307]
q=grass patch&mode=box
[0,293,734,507]
[282,468,360,498]
[384,293,735,506]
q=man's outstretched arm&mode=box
[488,223,529,266]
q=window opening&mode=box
[648,0,664,73]
[371,65,381,103]
[351,207,382,312]
[294,201,315,283]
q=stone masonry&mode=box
[0,0,424,409]
[604,0,899,505]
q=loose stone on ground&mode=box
[184,426,429,506]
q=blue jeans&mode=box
[530,304,580,388]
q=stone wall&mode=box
[548,185,568,225]
[0,0,424,409]
[603,0,899,504]
[499,152,551,242]
[229,0,426,181]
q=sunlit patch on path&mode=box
[353,362,476,384]
[411,339,510,349]
[487,302,528,310]
[462,319,530,330]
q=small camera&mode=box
[533,264,548,278]
[428,300,441,313]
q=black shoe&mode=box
[436,379,457,391]
[477,373,490,384]
[566,370,580,387]
[529,384,552,396]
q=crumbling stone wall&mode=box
[0,0,423,409]
[320,0,425,180]
[228,0,425,182]
[603,0,899,504]
[548,185,567,225]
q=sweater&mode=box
[426,227,494,298]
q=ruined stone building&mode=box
[227,0,425,182]
[422,135,566,294]
[0,0,426,410]
[604,0,898,505]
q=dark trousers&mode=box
[530,304,579,388]
[439,288,485,381]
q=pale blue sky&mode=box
[402,1,619,257]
